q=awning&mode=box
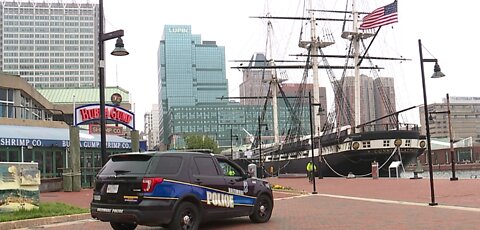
[0,125,131,149]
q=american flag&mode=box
[360,1,398,30]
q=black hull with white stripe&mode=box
[235,128,426,178]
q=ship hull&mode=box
[235,129,426,178]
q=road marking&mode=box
[316,193,480,213]
[275,192,480,213]
[274,193,315,201]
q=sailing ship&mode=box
[234,0,426,177]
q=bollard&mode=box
[62,168,73,192]
[371,161,379,179]
[410,158,423,179]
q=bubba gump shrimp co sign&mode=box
[74,104,135,130]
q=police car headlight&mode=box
[93,195,101,201]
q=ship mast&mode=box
[352,0,361,131]
[298,0,335,136]
[266,19,281,145]
[309,0,321,136]
[250,11,285,147]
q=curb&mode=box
[0,213,91,230]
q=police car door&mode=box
[216,158,255,216]
[190,156,230,215]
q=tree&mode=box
[184,133,219,154]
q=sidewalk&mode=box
[266,177,480,209]
[37,177,480,209]
[3,177,479,229]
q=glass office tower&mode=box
[158,25,229,146]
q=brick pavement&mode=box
[39,177,480,209]
[266,177,480,208]
[28,177,480,229]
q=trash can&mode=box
[72,172,82,192]
[62,168,73,192]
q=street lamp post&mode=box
[230,128,239,159]
[429,94,457,181]
[308,92,318,194]
[418,38,445,206]
[99,0,129,166]
[258,116,268,178]
[446,94,458,181]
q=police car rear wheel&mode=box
[249,194,273,223]
[109,222,137,230]
[171,202,200,230]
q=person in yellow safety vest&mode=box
[227,169,236,176]
[306,161,317,183]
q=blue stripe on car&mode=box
[144,179,256,206]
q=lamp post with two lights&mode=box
[428,93,458,181]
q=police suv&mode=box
[90,151,274,230]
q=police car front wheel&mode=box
[249,194,273,223]
[170,202,201,230]
[110,222,137,230]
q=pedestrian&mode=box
[306,161,316,183]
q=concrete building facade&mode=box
[0,0,99,88]
[335,75,396,127]
[419,96,480,144]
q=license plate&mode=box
[106,184,119,194]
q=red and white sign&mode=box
[74,104,135,130]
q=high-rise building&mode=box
[158,25,229,145]
[0,1,98,88]
[144,104,160,150]
[373,77,396,124]
[144,111,153,148]
[335,75,396,127]
[239,53,273,105]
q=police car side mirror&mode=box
[236,173,249,182]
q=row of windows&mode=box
[22,71,94,77]
[4,52,94,57]
[3,27,94,33]
[4,64,94,70]
[3,34,93,40]
[4,46,94,51]
[5,58,94,63]
[34,82,94,88]
[3,39,92,45]
[4,33,94,39]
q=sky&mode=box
[99,0,479,130]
